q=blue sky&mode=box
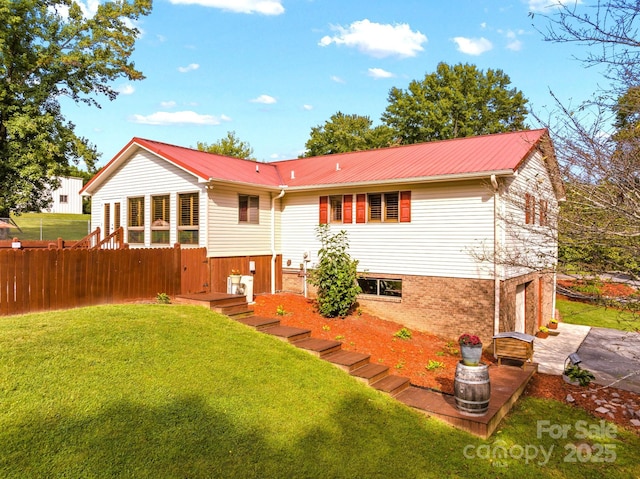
[62,0,604,167]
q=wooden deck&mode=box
[396,362,537,438]
[176,292,537,439]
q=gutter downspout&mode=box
[271,188,286,294]
[491,174,501,336]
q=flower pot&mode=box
[230,274,242,285]
[460,343,483,366]
[536,331,549,339]
[548,322,558,330]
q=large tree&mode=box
[532,1,640,280]
[196,131,255,160]
[0,0,151,216]
[382,62,529,144]
[301,112,395,157]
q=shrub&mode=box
[156,292,170,304]
[393,327,412,340]
[426,360,445,371]
[308,224,361,318]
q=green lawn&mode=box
[0,305,638,478]
[557,298,639,331]
[9,212,91,241]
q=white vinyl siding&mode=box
[89,149,207,248]
[500,151,559,279]
[281,181,496,280]
[206,184,280,256]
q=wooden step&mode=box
[372,375,411,397]
[235,316,280,331]
[264,325,311,343]
[323,350,371,372]
[213,302,254,316]
[293,337,342,357]
[175,293,246,308]
[351,363,389,385]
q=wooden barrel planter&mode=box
[454,362,490,416]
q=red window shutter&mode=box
[356,194,366,223]
[400,191,411,223]
[343,194,353,223]
[319,196,328,224]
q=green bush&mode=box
[308,224,361,318]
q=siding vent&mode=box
[290,170,295,179]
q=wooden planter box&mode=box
[492,332,535,367]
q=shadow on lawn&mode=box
[0,393,480,478]
[2,390,631,478]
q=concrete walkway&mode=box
[533,322,591,375]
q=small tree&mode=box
[308,224,361,318]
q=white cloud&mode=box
[160,100,177,108]
[331,75,346,84]
[452,36,493,55]
[131,111,228,125]
[319,19,427,58]
[220,114,232,122]
[116,84,135,95]
[302,104,313,111]
[480,22,487,29]
[368,67,394,79]
[528,0,581,13]
[250,94,277,104]
[168,0,284,15]
[504,30,523,51]
[178,63,200,73]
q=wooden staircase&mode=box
[174,292,411,397]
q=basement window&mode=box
[358,277,402,298]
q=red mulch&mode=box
[254,293,640,434]
[558,279,637,297]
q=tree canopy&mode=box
[0,0,151,216]
[381,62,529,144]
[301,112,395,157]
[196,131,255,160]
[533,0,640,280]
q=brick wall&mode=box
[281,269,555,345]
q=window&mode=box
[151,195,170,244]
[104,203,111,236]
[539,199,549,227]
[330,195,342,222]
[324,191,410,224]
[178,192,199,244]
[358,277,402,298]
[59,195,68,203]
[114,202,121,230]
[128,196,144,243]
[239,194,259,224]
[525,193,536,225]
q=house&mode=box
[44,176,84,214]
[80,129,565,343]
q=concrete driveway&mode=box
[533,323,640,394]
[577,327,640,394]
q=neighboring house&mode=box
[81,129,565,343]
[44,176,84,214]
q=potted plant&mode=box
[536,326,549,339]
[229,269,242,285]
[548,318,558,330]
[563,364,595,386]
[458,333,483,366]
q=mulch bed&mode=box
[254,293,639,434]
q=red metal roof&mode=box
[82,129,550,194]
[275,129,548,188]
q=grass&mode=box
[9,212,91,241]
[0,305,638,478]
[557,298,638,331]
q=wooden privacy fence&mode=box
[0,246,210,316]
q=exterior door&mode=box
[515,284,526,333]
[103,201,121,236]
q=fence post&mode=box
[174,243,182,295]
